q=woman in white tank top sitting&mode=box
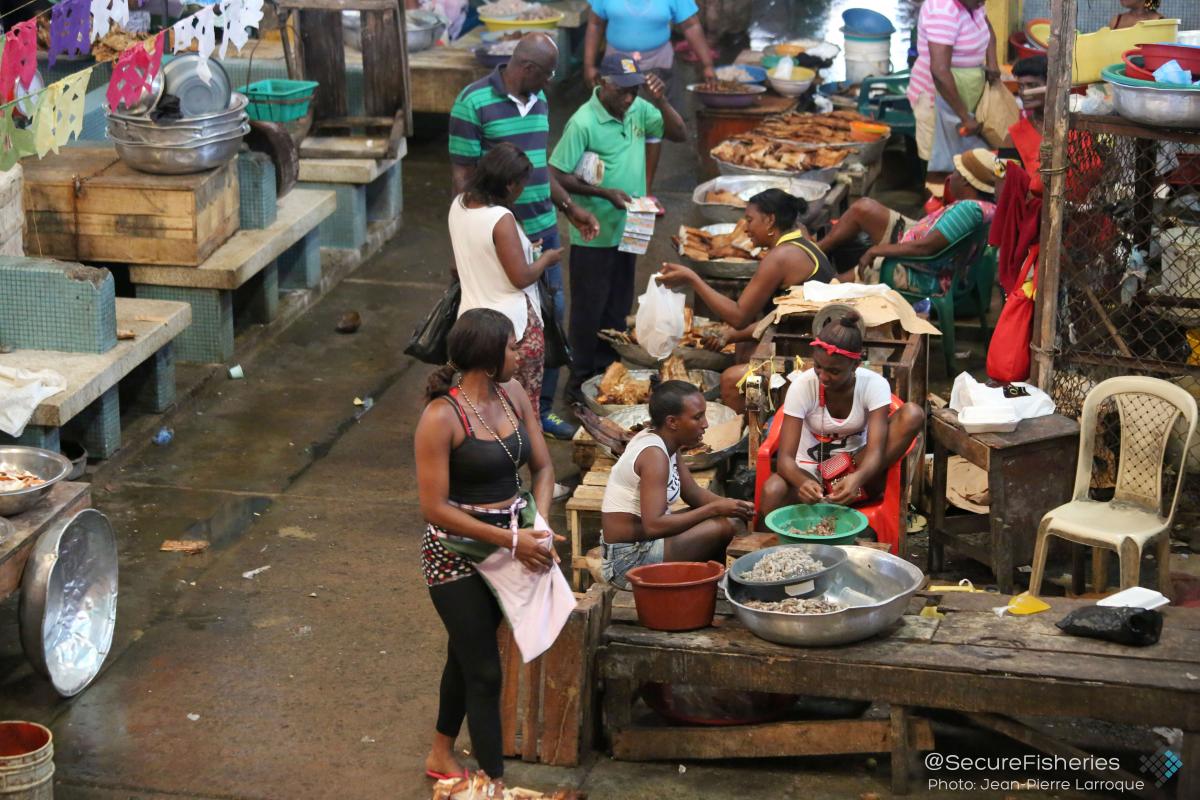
[449,142,563,420]
[759,311,925,515]
[600,381,755,588]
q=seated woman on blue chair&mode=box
[816,148,999,285]
[759,311,925,515]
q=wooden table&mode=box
[928,408,1081,594]
[601,591,1200,796]
[694,94,800,179]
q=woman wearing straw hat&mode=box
[816,148,999,285]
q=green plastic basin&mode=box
[764,503,869,546]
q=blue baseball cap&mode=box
[599,54,646,88]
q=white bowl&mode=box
[768,75,815,97]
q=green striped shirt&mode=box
[448,68,556,239]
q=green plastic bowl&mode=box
[764,503,869,546]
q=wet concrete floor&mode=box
[0,68,1162,800]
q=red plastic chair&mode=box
[753,395,909,553]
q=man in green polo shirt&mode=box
[549,54,686,401]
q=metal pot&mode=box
[108,93,248,127]
[692,175,830,225]
[0,446,72,517]
[727,544,848,602]
[604,403,746,470]
[1106,76,1200,129]
[112,124,249,175]
[407,10,446,52]
[20,508,118,696]
[723,546,924,647]
[581,368,721,415]
[107,113,247,146]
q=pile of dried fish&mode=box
[711,136,849,173]
[738,548,824,582]
[596,357,691,405]
[678,219,760,261]
[754,110,873,144]
[0,468,46,493]
[789,514,839,537]
[744,597,843,614]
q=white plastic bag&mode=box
[635,274,686,360]
[949,372,1055,421]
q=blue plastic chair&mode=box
[855,71,915,140]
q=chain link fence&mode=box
[1047,119,1200,524]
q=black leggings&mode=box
[429,573,504,778]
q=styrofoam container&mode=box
[1096,586,1170,610]
[958,405,1019,434]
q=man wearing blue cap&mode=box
[549,54,686,403]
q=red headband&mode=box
[812,338,862,360]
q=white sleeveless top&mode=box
[448,195,541,340]
[601,430,681,516]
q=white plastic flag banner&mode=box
[173,7,217,83]
[90,0,130,41]
[220,0,264,57]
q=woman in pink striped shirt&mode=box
[906,0,1000,192]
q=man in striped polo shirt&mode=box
[449,33,599,441]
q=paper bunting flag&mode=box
[107,32,165,111]
[0,19,38,103]
[54,69,92,149]
[173,6,217,83]
[220,0,265,58]
[31,85,61,158]
[90,0,131,43]
[0,106,35,171]
[48,0,92,67]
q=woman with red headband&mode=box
[759,311,925,514]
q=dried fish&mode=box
[744,597,843,614]
[738,549,823,582]
[788,514,839,537]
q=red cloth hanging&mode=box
[986,244,1039,383]
[989,163,1042,295]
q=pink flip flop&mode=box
[426,769,468,781]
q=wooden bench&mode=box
[0,482,91,599]
[131,189,335,363]
[566,463,719,591]
[602,591,1200,796]
[297,151,405,268]
[0,298,190,457]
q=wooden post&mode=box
[1030,0,1077,391]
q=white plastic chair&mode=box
[1029,376,1197,599]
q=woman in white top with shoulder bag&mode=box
[449,142,563,419]
[599,380,754,588]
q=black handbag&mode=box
[404,281,460,365]
[539,273,571,370]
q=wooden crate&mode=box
[497,584,613,767]
[0,164,23,256]
[22,147,240,266]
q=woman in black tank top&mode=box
[658,188,833,412]
[414,309,558,789]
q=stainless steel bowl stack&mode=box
[106,56,248,175]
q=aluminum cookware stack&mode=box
[106,54,249,174]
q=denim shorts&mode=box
[601,536,665,589]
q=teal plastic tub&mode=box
[764,503,869,546]
[238,79,319,123]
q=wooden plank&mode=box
[300,136,391,160]
[890,706,912,795]
[0,299,190,427]
[0,482,91,597]
[361,8,405,118]
[611,717,933,760]
[128,190,335,290]
[408,46,489,115]
[599,623,1200,727]
[300,10,348,119]
[538,588,609,766]
[938,592,1200,629]
[498,622,521,757]
[521,655,542,762]
[934,608,1200,662]
[297,155,399,184]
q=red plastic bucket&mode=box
[1010,32,1043,61]
[1123,49,1156,81]
[1138,42,1200,73]
[626,561,724,632]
